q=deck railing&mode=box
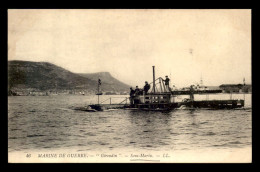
[99,97,129,105]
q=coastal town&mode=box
[8,83,252,96]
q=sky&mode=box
[8,9,251,88]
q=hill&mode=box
[8,60,130,94]
[78,72,130,92]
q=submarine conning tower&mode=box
[130,66,178,109]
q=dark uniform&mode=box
[163,76,171,92]
[135,86,140,95]
[129,88,135,106]
[190,85,194,101]
[143,82,150,95]
[190,85,195,108]
[134,86,140,105]
[164,78,170,85]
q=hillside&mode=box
[8,60,130,94]
[78,72,130,92]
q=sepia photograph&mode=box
[8,9,251,163]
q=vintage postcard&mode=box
[8,9,251,163]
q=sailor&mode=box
[135,86,140,95]
[162,76,171,92]
[143,81,150,95]
[129,87,135,106]
[190,85,194,101]
[133,86,140,105]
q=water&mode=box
[8,94,251,162]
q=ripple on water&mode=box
[170,132,180,136]
[229,141,243,145]
[84,132,96,136]
[202,132,216,136]
[27,134,45,138]
[143,130,152,132]
[77,143,85,146]
[99,142,109,145]
[9,137,18,139]
[146,145,153,148]
[113,137,121,140]
[199,122,208,124]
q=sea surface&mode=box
[8,94,252,161]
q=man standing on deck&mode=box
[135,86,140,95]
[133,86,140,106]
[129,87,135,107]
[189,85,195,108]
[162,76,171,92]
[190,85,194,101]
[143,81,150,95]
